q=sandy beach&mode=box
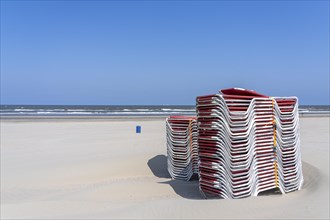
[1,116,329,219]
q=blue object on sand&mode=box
[136,125,141,133]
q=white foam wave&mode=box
[13,109,36,112]
[0,111,196,116]
[161,108,195,112]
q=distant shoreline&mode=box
[1,105,328,118]
[1,113,329,122]
[0,115,168,122]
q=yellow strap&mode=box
[272,98,276,147]
[272,98,279,187]
[188,119,193,150]
[273,126,277,147]
[274,161,279,187]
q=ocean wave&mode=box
[13,109,36,112]
[161,108,195,112]
[1,105,328,117]
[0,111,196,116]
[299,110,330,114]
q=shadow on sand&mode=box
[159,179,203,200]
[148,155,317,200]
[147,154,171,178]
[147,154,204,200]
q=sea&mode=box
[0,105,195,116]
[0,105,329,117]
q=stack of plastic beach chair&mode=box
[196,88,303,199]
[166,116,198,181]
[273,97,303,193]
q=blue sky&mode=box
[1,1,329,105]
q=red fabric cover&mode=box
[220,88,269,98]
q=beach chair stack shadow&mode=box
[195,88,303,199]
[166,116,199,181]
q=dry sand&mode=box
[1,117,329,219]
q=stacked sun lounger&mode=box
[196,88,303,199]
[273,97,303,193]
[166,116,198,181]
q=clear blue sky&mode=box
[1,0,329,105]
